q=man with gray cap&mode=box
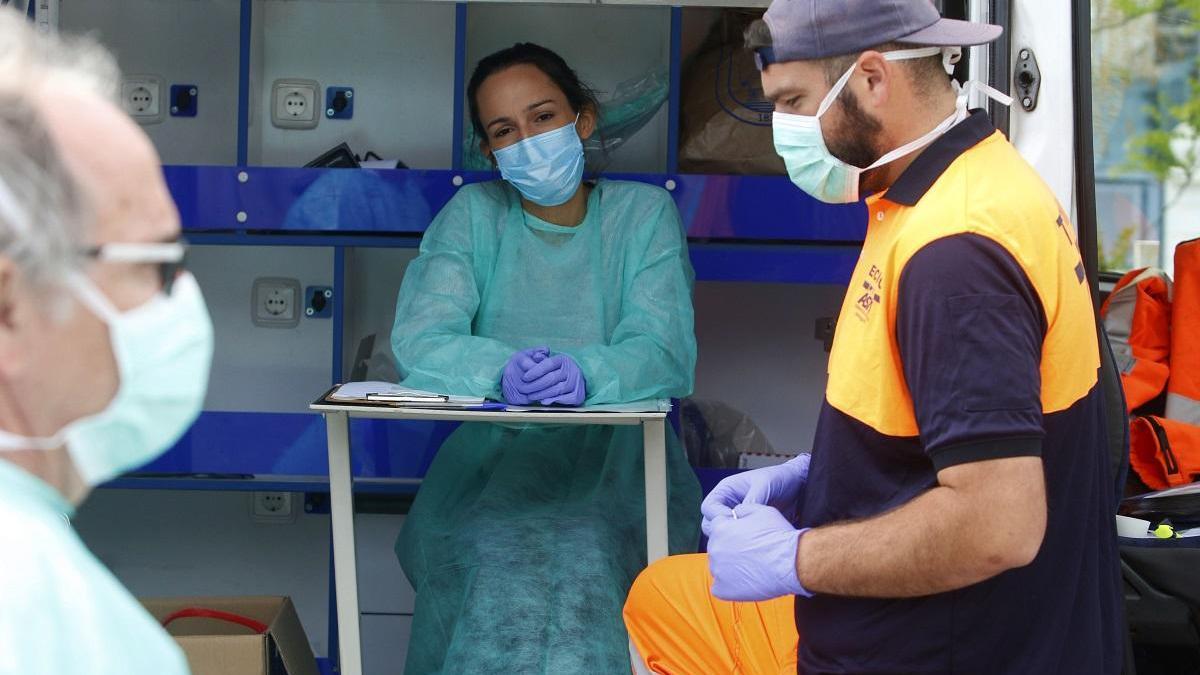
[624,1,1123,673]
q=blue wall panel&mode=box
[129,411,457,480]
[165,166,867,242]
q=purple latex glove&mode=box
[701,453,811,537]
[518,353,586,406]
[707,503,813,602]
[501,347,549,404]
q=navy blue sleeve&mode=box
[896,233,1046,471]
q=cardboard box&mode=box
[141,596,318,675]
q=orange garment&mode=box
[1126,239,1200,490]
[1100,268,1172,413]
[1129,416,1200,490]
[624,554,798,675]
[1166,239,1200,424]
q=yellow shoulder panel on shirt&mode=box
[826,131,1099,438]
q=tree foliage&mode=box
[1095,0,1200,269]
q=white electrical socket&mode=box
[263,287,292,318]
[252,491,295,523]
[251,277,301,328]
[270,79,319,130]
[121,75,164,125]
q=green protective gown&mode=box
[392,179,702,674]
[0,460,190,675]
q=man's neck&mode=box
[0,389,84,503]
[875,90,960,192]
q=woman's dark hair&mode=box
[467,42,601,141]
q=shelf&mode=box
[689,244,859,284]
[119,411,456,481]
[104,410,744,492]
[103,476,422,495]
[168,166,864,285]
[166,166,867,243]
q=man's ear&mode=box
[0,257,24,379]
[0,257,18,330]
[855,51,893,109]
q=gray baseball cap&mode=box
[757,0,1002,66]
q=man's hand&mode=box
[708,503,812,602]
[701,454,811,536]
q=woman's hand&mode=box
[500,347,549,404]
[518,353,587,406]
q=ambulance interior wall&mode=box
[64,0,846,665]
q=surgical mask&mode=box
[0,271,213,487]
[493,115,586,207]
[773,47,1012,204]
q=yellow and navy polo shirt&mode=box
[795,112,1123,674]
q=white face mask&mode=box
[772,47,1012,204]
[0,271,214,487]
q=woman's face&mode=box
[475,63,596,157]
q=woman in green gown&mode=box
[391,43,701,673]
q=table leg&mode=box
[643,419,669,564]
[326,412,363,675]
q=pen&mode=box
[467,403,508,411]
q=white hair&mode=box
[0,9,120,286]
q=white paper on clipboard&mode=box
[329,381,485,406]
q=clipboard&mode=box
[314,385,505,411]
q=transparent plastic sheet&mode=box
[681,397,777,468]
[461,68,669,171]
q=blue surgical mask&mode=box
[773,47,1009,204]
[492,116,585,207]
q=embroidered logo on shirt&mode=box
[856,264,884,322]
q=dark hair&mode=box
[466,42,601,142]
[743,21,948,95]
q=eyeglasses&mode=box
[79,241,189,295]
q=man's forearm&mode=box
[796,482,1041,598]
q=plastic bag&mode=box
[681,397,777,468]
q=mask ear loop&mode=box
[0,176,31,238]
[816,63,859,118]
[817,47,945,119]
[882,46,942,62]
[0,426,66,452]
[940,47,1014,111]
[962,80,1015,108]
[67,273,122,325]
[942,47,963,76]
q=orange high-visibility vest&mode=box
[1128,239,1200,490]
[1101,268,1172,413]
